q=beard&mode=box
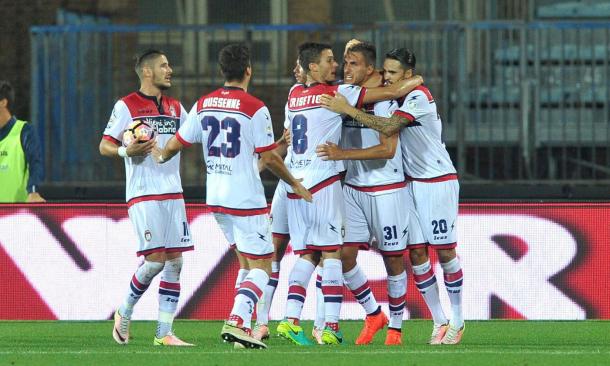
[154,76,171,91]
[156,82,170,91]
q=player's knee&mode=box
[301,252,321,267]
[341,257,357,273]
[273,237,290,261]
[166,252,182,261]
[383,255,405,276]
[141,260,165,280]
[409,247,428,265]
[340,247,358,272]
[145,251,167,263]
[436,248,457,263]
[247,258,272,275]
[321,249,341,260]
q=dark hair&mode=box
[134,49,165,74]
[0,80,14,110]
[219,43,251,82]
[298,42,332,72]
[385,48,416,70]
[347,42,377,67]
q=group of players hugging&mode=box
[100,38,464,349]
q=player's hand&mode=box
[151,145,166,164]
[291,179,313,203]
[126,136,155,157]
[283,128,292,146]
[344,38,362,57]
[316,141,343,161]
[26,192,46,203]
[320,92,349,114]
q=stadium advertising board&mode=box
[1,203,608,320]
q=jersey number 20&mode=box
[201,116,241,158]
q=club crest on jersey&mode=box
[144,230,152,242]
[169,105,176,118]
[106,109,118,129]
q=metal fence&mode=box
[30,22,610,184]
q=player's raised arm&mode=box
[361,75,423,104]
[259,149,312,202]
[316,132,398,161]
[320,93,410,137]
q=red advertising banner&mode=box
[0,203,608,320]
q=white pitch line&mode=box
[0,349,607,356]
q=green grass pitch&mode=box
[0,320,608,366]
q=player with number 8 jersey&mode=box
[276,43,422,345]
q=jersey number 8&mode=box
[292,114,308,154]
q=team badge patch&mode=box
[144,230,152,242]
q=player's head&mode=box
[219,43,252,83]
[0,80,14,114]
[293,58,306,84]
[298,42,337,83]
[383,48,416,85]
[343,42,376,86]
[134,49,172,90]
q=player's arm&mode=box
[258,129,290,172]
[361,75,423,104]
[99,136,155,158]
[316,132,398,161]
[259,149,312,202]
[152,136,186,164]
[320,93,410,137]
[274,128,290,157]
[100,100,155,158]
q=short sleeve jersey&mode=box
[176,86,276,215]
[341,99,405,191]
[394,86,457,179]
[102,92,185,202]
[285,83,365,191]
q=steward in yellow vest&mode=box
[0,80,45,203]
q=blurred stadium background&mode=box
[1,0,610,324]
[3,0,610,198]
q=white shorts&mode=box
[270,182,289,238]
[213,213,273,259]
[343,185,409,256]
[287,180,345,254]
[406,179,459,249]
[127,198,193,257]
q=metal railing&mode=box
[30,22,610,184]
